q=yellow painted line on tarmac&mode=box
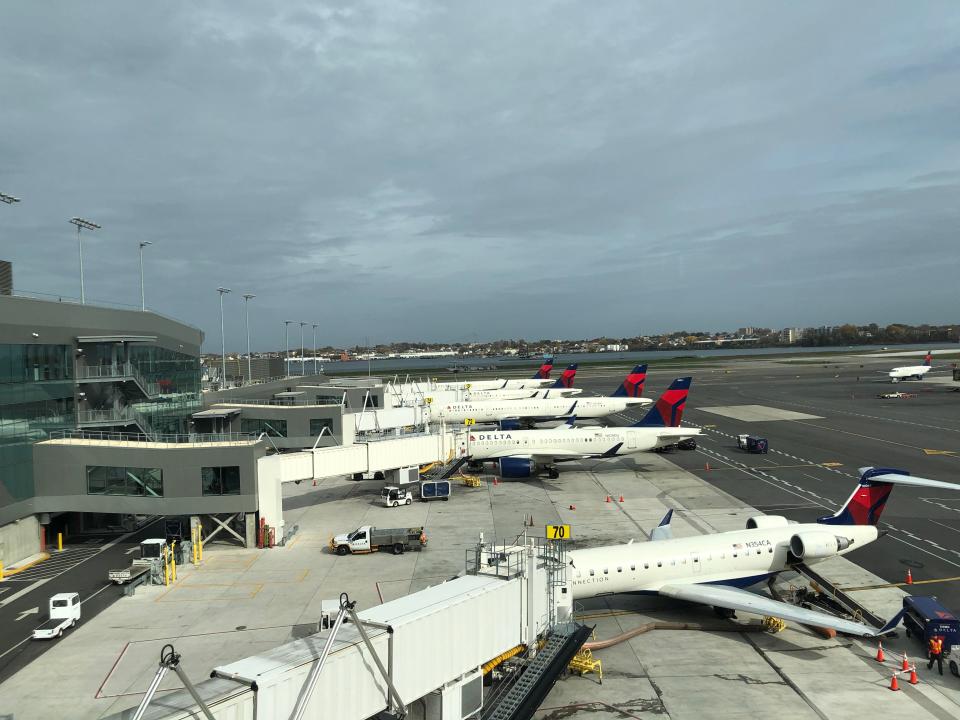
[822,462,843,467]
[923,449,958,456]
[841,575,960,592]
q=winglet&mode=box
[597,442,623,458]
[873,608,907,636]
[650,508,673,541]
[563,416,577,429]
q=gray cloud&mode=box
[1,1,959,349]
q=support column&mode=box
[245,513,257,549]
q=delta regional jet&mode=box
[462,377,699,478]
[887,352,935,382]
[433,359,560,392]
[432,365,650,427]
[568,467,960,636]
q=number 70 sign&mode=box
[546,524,571,540]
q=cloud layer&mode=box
[2,2,958,349]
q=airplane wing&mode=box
[655,429,702,441]
[658,583,904,637]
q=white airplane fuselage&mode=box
[388,387,580,408]
[465,425,699,460]
[435,396,650,424]
[568,523,878,600]
[434,378,555,391]
[888,365,931,382]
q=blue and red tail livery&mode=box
[533,357,554,379]
[924,352,933,366]
[612,364,647,397]
[633,377,692,427]
[818,467,908,526]
[551,363,577,389]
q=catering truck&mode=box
[32,593,81,640]
[108,538,167,585]
[330,525,427,555]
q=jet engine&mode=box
[789,532,852,561]
[498,457,536,478]
[745,515,789,530]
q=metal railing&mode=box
[8,288,203,331]
[76,363,163,397]
[48,429,259,445]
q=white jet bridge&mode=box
[107,537,588,720]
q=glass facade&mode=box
[202,466,241,495]
[0,344,75,501]
[86,466,164,496]
[240,418,288,437]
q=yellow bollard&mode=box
[198,528,203,562]
[171,541,177,582]
[57,532,63,552]
[163,547,169,586]
[192,527,198,566]
[0,561,4,581]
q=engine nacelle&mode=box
[498,457,536,478]
[789,532,852,561]
[745,515,789,530]
[498,419,522,431]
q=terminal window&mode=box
[310,418,334,436]
[202,465,241,495]
[87,466,163,497]
[240,418,287,437]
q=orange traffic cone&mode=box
[619,494,625,502]
[889,673,900,691]
[906,568,913,585]
[605,495,611,503]
[705,462,711,471]
[909,667,919,685]
[902,653,909,671]
[493,477,499,486]
[875,641,885,663]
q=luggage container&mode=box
[420,479,451,502]
[903,595,960,655]
[737,434,768,453]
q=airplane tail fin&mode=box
[612,364,647,397]
[924,352,933,366]
[533,356,554,379]
[632,377,692,427]
[818,467,906,526]
[551,363,578,388]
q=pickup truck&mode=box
[32,593,80,640]
[330,525,427,555]
[108,538,167,584]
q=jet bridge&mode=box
[106,538,582,720]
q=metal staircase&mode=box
[481,623,590,720]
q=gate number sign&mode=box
[546,524,571,540]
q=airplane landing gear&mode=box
[545,466,560,480]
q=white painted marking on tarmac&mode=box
[0,579,48,608]
[125,547,138,555]
[14,607,38,622]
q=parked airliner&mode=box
[431,365,649,427]
[461,377,698,478]
[567,467,960,636]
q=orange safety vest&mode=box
[929,637,943,655]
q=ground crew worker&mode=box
[927,634,944,675]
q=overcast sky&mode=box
[2,2,959,351]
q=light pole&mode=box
[0,192,20,205]
[217,287,231,389]
[242,294,255,384]
[312,323,318,375]
[70,217,100,304]
[138,241,152,311]
[284,321,293,377]
[299,322,307,376]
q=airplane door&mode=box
[690,552,701,574]
[626,431,637,449]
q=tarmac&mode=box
[2,352,960,719]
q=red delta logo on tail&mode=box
[818,467,905,526]
[557,363,577,388]
[924,352,933,366]
[613,364,647,397]
[633,377,691,427]
[533,358,554,379]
